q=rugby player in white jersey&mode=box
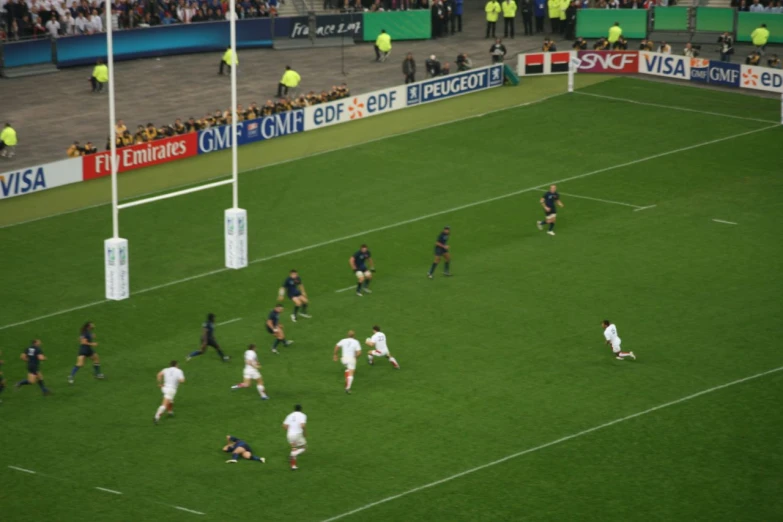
[365,325,400,369]
[283,404,307,470]
[154,360,185,424]
[602,320,636,360]
[230,344,269,399]
[333,330,362,394]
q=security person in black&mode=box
[564,0,577,40]
[520,0,533,36]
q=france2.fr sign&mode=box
[576,51,638,74]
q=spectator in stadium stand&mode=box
[485,0,501,38]
[90,59,108,93]
[134,125,147,144]
[657,41,671,54]
[751,23,769,55]
[563,0,576,40]
[45,15,60,37]
[453,0,463,33]
[425,54,442,77]
[67,141,84,157]
[737,0,748,12]
[542,37,556,51]
[83,142,97,155]
[174,118,187,134]
[717,33,734,62]
[749,0,764,12]
[116,120,128,136]
[501,0,516,39]
[613,35,628,50]
[0,123,18,159]
[490,38,507,63]
[768,55,782,69]
[277,65,301,98]
[572,36,587,50]
[682,42,699,58]
[547,0,558,34]
[219,47,238,75]
[456,52,472,71]
[402,53,416,84]
[534,0,545,33]
[441,61,451,75]
[607,22,622,48]
[746,50,761,65]
[89,8,102,32]
[639,39,654,51]
[374,29,392,62]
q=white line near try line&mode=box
[557,192,651,210]
[713,219,738,225]
[0,124,776,333]
[8,465,36,474]
[335,286,357,293]
[216,317,243,326]
[174,506,206,516]
[319,365,783,522]
[95,487,123,495]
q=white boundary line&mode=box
[216,317,242,326]
[320,365,783,522]
[8,465,36,474]
[574,91,780,124]
[634,205,657,212]
[173,506,206,515]
[95,487,123,495]
[0,94,566,230]
[713,219,738,225]
[557,192,645,209]
[335,286,357,293]
[0,123,775,333]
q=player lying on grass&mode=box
[230,344,269,399]
[602,320,636,361]
[223,435,266,464]
[365,325,400,369]
[278,269,311,322]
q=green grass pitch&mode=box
[1,77,782,522]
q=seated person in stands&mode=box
[174,118,187,134]
[682,42,699,58]
[203,113,215,128]
[305,92,320,106]
[639,39,654,51]
[121,130,134,146]
[214,110,226,126]
[67,141,84,157]
[593,37,609,50]
[657,41,671,54]
[768,55,782,69]
[456,53,472,71]
[572,37,587,50]
[134,125,148,144]
[336,83,350,98]
[115,120,127,136]
[425,55,442,77]
[746,50,761,65]
[185,117,199,132]
[158,125,174,138]
[83,141,97,155]
[235,105,246,123]
[261,100,276,116]
[441,62,451,75]
[612,36,628,50]
[145,123,158,141]
[275,98,293,113]
[246,103,260,119]
[542,38,556,52]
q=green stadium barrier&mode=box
[737,12,783,43]
[695,7,734,33]
[576,9,649,39]
[362,11,431,42]
[503,64,520,85]
[653,7,689,31]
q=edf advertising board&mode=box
[304,87,404,130]
[406,65,504,106]
[197,110,305,154]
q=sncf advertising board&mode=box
[576,51,639,74]
[83,133,198,180]
[0,157,82,199]
[406,65,504,106]
[304,87,404,131]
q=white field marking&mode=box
[0,123,776,333]
[117,179,235,210]
[320,365,783,522]
[216,317,242,326]
[0,93,567,231]
[557,192,645,209]
[574,91,780,124]
[634,205,658,212]
[713,219,738,225]
[173,506,206,515]
[335,286,357,293]
[8,465,36,474]
[95,487,122,495]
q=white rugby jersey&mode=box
[370,332,388,351]
[244,349,258,370]
[162,367,185,389]
[337,338,361,358]
[284,411,307,436]
[604,324,621,345]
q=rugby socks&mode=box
[231,383,248,389]
[250,455,263,462]
[444,262,450,273]
[257,385,268,399]
[93,364,101,376]
[188,350,203,358]
[389,357,400,368]
[70,366,80,377]
[155,405,166,420]
[272,339,280,350]
[539,220,546,226]
[214,347,227,360]
[17,379,30,387]
[364,278,371,289]
[356,282,363,293]
[429,263,438,275]
[37,380,48,394]
[368,354,374,364]
[549,222,555,232]
[301,303,308,313]
[232,452,241,461]
[293,306,299,318]
[346,372,354,390]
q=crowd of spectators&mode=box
[66,84,350,156]
[0,0,275,41]
[732,0,783,12]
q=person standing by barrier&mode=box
[402,53,416,83]
[502,0,517,38]
[453,0,463,33]
[90,59,108,93]
[520,0,533,36]
[548,0,559,34]
[564,0,577,40]
[0,123,17,159]
[277,65,301,98]
[718,32,734,62]
[485,0,501,38]
[490,38,507,63]
[751,23,769,55]
[608,21,622,48]
[558,0,567,36]
[534,0,545,33]
[374,29,392,62]
[219,47,237,75]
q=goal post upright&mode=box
[224,0,248,270]
[104,6,130,301]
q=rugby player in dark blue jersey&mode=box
[537,185,565,236]
[187,313,230,362]
[15,340,50,396]
[223,434,266,464]
[278,269,311,322]
[349,244,375,297]
[68,322,104,384]
[267,304,293,354]
[428,226,452,279]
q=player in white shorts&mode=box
[283,404,307,470]
[230,344,269,399]
[333,330,362,394]
[154,360,185,425]
[602,320,636,361]
[365,325,400,369]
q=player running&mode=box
[267,304,293,354]
[230,344,269,399]
[537,185,565,236]
[602,320,636,361]
[187,313,229,362]
[365,325,400,369]
[333,330,362,394]
[283,404,307,471]
[349,244,375,297]
[15,340,50,396]
[154,360,185,425]
[278,269,311,322]
[68,321,104,384]
[428,226,452,279]
[223,435,266,464]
